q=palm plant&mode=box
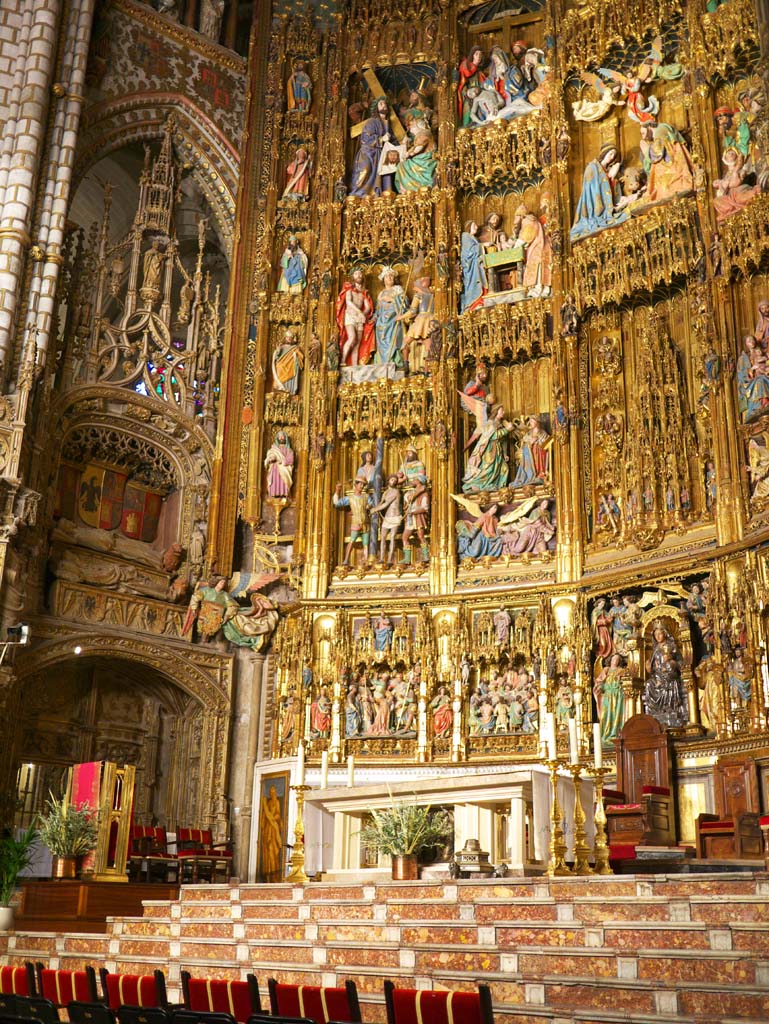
[37,793,98,858]
[0,824,38,905]
[358,798,452,857]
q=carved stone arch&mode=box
[49,385,214,564]
[74,98,238,258]
[15,630,232,835]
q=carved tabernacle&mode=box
[700,0,760,78]
[458,297,551,365]
[720,193,769,276]
[337,376,432,438]
[455,118,545,190]
[342,192,434,258]
[571,198,702,310]
[559,0,684,71]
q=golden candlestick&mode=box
[569,764,593,876]
[585,765,613,875]
[287,784,310,883]
[543,758,572,876]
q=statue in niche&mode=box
[737,334,769,422]
[554,678,575,725]
[459,221,487,313]
[336,268,375,365]
[141,239,164,293]
[512,416,550,489]
[516,198,552,299]
[401,277,434,373]
[310,685,331,737]
[277,235,308,293]
[393,117,437,192]
[638,123,695,203]
[591,598,614,660]
[594,653,626,745]
[271,328,303,395]
[199,0,224,40]
[430,686,452,738]
[643,621,688,728]
[487,46,537,120]
[748,435,769,499]
[521,47,551,108]
[373,612,394,652]
[287,60,312,113]
[457,46,487,127]
[401,476,430,564]
[713,148,759,221]
[264,429,295,498]
[462,405,514,493]
[728,648,753,705]
[571,144,639,242]
[349,97,392,197]
[374,266,407,368]
[282,147,312,201]
[333,477,373,564]
[371,473,403,564]
[493,607,512,645]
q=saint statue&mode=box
[643,622,688,728]
[271,328,303,395]
[349,97,391,197]
[259,785,283,882]
[570,144,632,242]
[282,147,312,201]
[287,60,312,113]
[277,236,308,293]
[374,266,407,367]
[459,221,487,313]
[462,405,513,493]
[264,430,295,497]
[336,269,375,365]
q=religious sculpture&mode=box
[199,0,224,40]
[336,269,375,365]
[374,266,407,368]
[394,117,437,192]
[737,334,769,422]
[401,277,434,373]
[349,97,391,197]
[493,607,511,644]
[183,577,278,650]
[259,785,284,883]
[512,417,550,489]
[264,430,295,498]
[594,653,626,745]
[371,474,403,564]
[430,686,452,738]
[643,622,688,728]
[401,476,430,563]
[282,147,312,201]
[459,221,487,313]
[462,405,514,493]
[271,329,303,395]
[457,47,486,127]
[287,60,312,113]
[570,144,633,242]
[333,477,373,564]
[277,236,308,293]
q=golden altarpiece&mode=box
[204,0,769,876]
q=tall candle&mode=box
[593,723,603,769]
[567,718,579,765]
[347,754,355,788]
[547,712,557,761]
[304,703,311,737]
[320,750,329,789]
[296,742,306,786]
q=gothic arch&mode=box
[74,99,238,257]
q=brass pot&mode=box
[51,856,77,880]
[391,854,418,881]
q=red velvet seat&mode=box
[0,964,36,996]
[36,966,98,1007]
[100,969,168,1010]
[384,981,494,1024]
[268,980,361,1023]
[177,828,233,883]
[181,973,261,1021]
[695,757,762,860]
[129,826,179,883]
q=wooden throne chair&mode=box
[604,713,676,858]
[696,756,762,859]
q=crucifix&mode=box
[349,66,406,143]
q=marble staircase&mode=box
[2,875,769,1024]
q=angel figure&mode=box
[595,65,659,125]
[572,71,625,123]
[461,403,514,494]
[639,35,683,82]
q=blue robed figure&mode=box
[459,221,487,312]
[570,143,629,242]
[349,98,391,197]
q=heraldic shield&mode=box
[197,599,226,640]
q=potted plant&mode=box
[0,824,38,930]
[38,793,98,880]
[358,798,452,880]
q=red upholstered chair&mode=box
[0,965,36,997]
[181,973,261,1021]
[696,757,762,859]
[36,966,98,1008]
[604,714,676,856]
[760,815,769,869]
[268,980,361,1023]
[383,981,494,1024]
[100,969,169,1011]
[177,828,233,883]
[129,826,179,883]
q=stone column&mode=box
[228,650,266,880]
[508,785,528,871]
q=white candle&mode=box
[547,712,557,761]
[347,754,355,788]
[296,742,305,786]
[304,703,311,737]
[567,719,579,764]
[593,723,603,769]
[320,750,329,789]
